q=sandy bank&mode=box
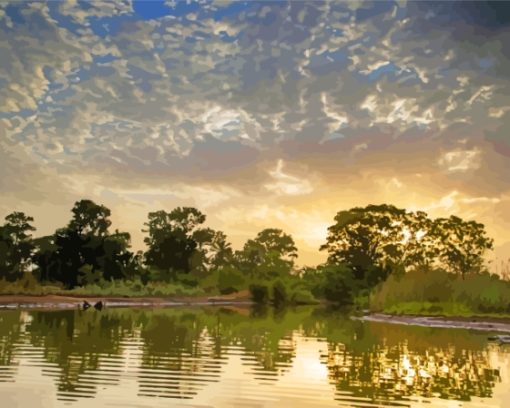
[357,313,510,333]
[0,292,252,310]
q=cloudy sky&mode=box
[1,1,510,266]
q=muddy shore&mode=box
[357,313,510,333]
[0,293,252,310]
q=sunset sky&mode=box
[1,1,510,266]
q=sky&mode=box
[1,0,510,266]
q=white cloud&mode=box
[321,92,348,133]
[467,86,494,106]
[265,160,314,196]
[438,149,481,172]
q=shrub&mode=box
[272,280,287,306]
[249,284,270,304]
[321,264,357,304]
[217,267,246,294]
[290,289,319,305]
[371,268,510,315]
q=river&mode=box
[0,306,509,407]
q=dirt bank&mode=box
[0,291,252,310]
[357,313,510,333]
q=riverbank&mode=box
[358,313,510,333]
[0,292,252,310]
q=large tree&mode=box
[236,228,298,278]
[431,216,493,277]
[320,205,412,286]
[321,204,494,287]
[33,200,135,287]
[0,212,36,281]
[143,207,206,279]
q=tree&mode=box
[236,228,298,278]
[98,231,134,281]
[0,212,36,281]
[68,199,111,237]
[321,204,495,286]
[320,264,358,304]
[143,207,206,279]
[431,216,493,277]
[33,200,135,288]
[209,231,234,269]
[320,205,411,287]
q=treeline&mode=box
[0,200,496,305]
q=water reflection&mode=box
[0,306,507,407]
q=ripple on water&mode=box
[0,308,507,408]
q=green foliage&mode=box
[249,284,270,304]
[431,216,493,276]
[143,208,236,282]
[0,212,36,281]
[217,267,246,294]
[320,264,358,304]
[381,301,475,316]
[290,288,319,305]
[272,280,287,306]
[68,279,204,297]
[236,228,298,279]
[33,200,137,288]
[321,204,493,283]
[0,200,499,313]
[371,268,510,315]
[0,276,63,295]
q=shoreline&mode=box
[357,313,510,333]
[0,294,253,310]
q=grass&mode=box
[68,280,204,297]
[370,268,510,317]
[0,276,204,298]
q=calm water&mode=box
[0,306,509,408]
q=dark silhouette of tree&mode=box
[27,309,132,399]
[0,212,36,281]
[143,207,206,279]
[431,216,493,277]
[33,200,135,288]
[321,205,494,287]
[68,199,111,236]
[209,231,234,269]
[236,228,298,279]
[320,205,409,287]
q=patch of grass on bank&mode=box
[370,268,510,316]
[68,279,204,297]
[0,277,63,296]
[248,277,321,306]
[0,276,204,298]
[381,301,474,316]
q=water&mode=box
[0,306,509,408]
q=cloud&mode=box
[265,160,314,196]
[1,1,510,263]
[438,148,481,172]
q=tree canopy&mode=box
[321,204,494,287]
[0,200,497,306]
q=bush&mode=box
[272,280,287,306]
[290,289,319,305]
[371,268,510,315]
[217,267,246,294]
[321,264,357,304]
[68,279,204,297]
[249,284,270,304]
[0,275,63,295]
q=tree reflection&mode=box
[322,321,501,404]
[26,309,134,399]
[0,307,504,406]
[0,310,22,382]
[137,309,223,399]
